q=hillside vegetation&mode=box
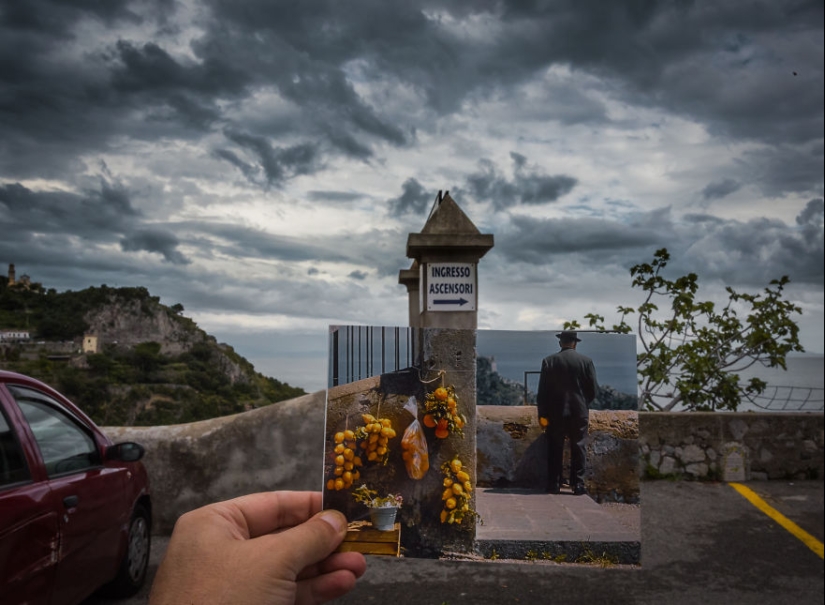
[0,279,305,425]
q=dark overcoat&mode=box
[536,347,598,421]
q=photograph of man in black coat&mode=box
[536,331,599,495]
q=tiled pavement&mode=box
[473,487,641,563]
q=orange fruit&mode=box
[335,455,345,466]
[434,387,448,401]
[423,414,436,428]
[539,417,549,428]
[334,432,345,444]
[334,478,344,490]
[344,429,355,440]
[445,497,457,510]
[437,418,448,430]
[443,477,453,487]
[434,427,449,439]
[447,397,456,409]
[326,479,335,490]
[334,444,345,454]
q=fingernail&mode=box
[318,510,346,533]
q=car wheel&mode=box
[102,503,151,597]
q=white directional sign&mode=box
[424,262,476,311]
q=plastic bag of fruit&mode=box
[401,396,429,479]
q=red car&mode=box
[0,370,152,604]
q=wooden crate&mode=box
[336,521,400,556]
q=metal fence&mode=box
[328,326,415,387]
[525,371,823,412]
[746,386,824,412]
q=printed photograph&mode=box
[323,325,641,563]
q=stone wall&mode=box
[639,412,824,481]
[476,406,640,503]
[104,396,823,535]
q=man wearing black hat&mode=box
[537,331,599,495]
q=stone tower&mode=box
[7,264,15,286]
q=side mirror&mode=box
[106,442,146,462]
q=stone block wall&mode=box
[104,395,823,536]
[639,412,824,481]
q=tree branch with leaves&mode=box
[565,248,804,411]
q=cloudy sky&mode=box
[1,0,822,392]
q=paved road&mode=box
[86,480,824,605]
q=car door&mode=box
[0,398,58,605]
[8,385,130,605]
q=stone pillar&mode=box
[404,192,494,330]
[398,260,421,329]
[398,191,494,554]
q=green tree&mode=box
[566,248,804,412]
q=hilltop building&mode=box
[6,263,32,289]
[82,335,99,354]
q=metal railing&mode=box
[523,368,823,412]
[329,326,415,387]
[745,386,824,412]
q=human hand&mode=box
[149,491,366,605]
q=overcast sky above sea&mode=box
[1,0,822,393]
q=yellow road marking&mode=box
[729,482,824,559]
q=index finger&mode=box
[212,491,323,539]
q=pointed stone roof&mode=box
[406,192,494,262]
[421,193,481,235]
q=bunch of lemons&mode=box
[422,385,466,439]
[326,429,363,492]
[355,413,396,465]
[439,457,476,525]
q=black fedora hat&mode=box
[556,330,581,342]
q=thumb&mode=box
[271,510,348,576]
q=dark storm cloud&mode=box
[466,154,577,210]
[496,214,661,265]
[192,222,342,263]
[120,230,190,265]
[742,143,825,198]
[306,190,362,203]
[490,0,824,147]
[680,210,824,285]
[387,178,432,216]
[796,198,824,226]
[702,178,741,200]
[0,180,192,268]
[0,181,139,234]
[219,130,322,187]
[348,270,368,280]
[2,0,822,197]
[497,205,823,286]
